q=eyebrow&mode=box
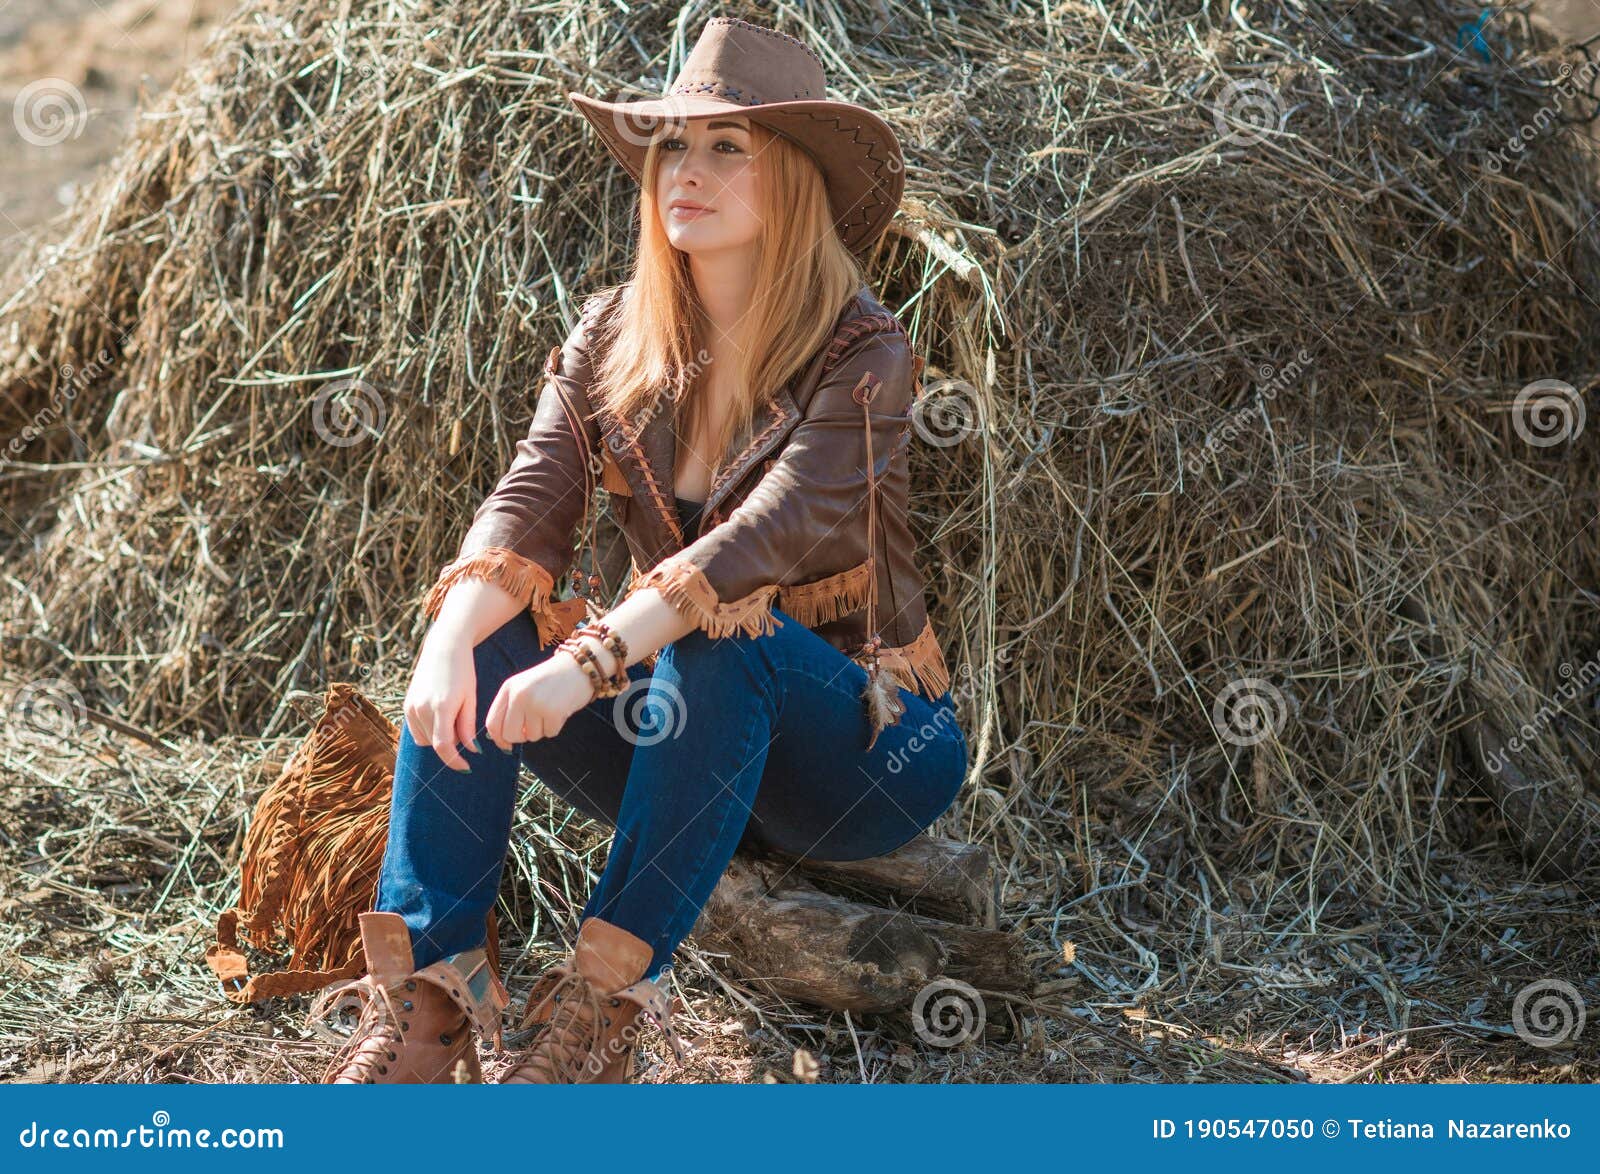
[704,119,750,131]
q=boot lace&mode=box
[308,975,406,1082]
[508,964,689,1081]
[509,965,608,1082]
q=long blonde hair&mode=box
[587,121,864,482]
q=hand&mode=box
[485,648,598,750]
[404,626,482,773]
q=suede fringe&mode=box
[778,557,875,627]
[854,616,951,703]
[205,683,504,1003]
[537,596,591,649]
[422,545,556,624]
[635,553,785,639]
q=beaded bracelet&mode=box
[555,630,629,698]
[583,620,630,678]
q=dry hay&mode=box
[2,0,1599,1082]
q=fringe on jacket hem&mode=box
[853,615,952,703]
[777,557,875,627]
[422,546,572,645]
[635,553,785,639]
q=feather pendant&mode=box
[861,643,907,749]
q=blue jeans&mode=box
[374,605,969,981]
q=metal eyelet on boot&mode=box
[402,1000,413,1011]
[609,998,620,1007]
[405,981,417,991]
[400,1021,410,1032]
[603,1017,611,1026]
[440,1033,452,1045]
[387,1050,397,1061]
[378,1065,389,1074]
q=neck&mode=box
[687,246,757,349]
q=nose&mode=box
[674,147,707,188]
[678,131,722,176]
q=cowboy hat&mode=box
[567,16,905,255]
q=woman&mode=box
[311,16,967,1085]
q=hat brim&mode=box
[567,90,904,255]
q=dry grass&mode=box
[2,0,1599,1082]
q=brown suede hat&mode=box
[567,16,905,255]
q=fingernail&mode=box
[469,737,481,753]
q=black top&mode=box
[675,494,706,539]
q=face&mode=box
[651,115,763,253]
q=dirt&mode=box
[0,0,234,254]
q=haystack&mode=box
[4,0,1600,1074]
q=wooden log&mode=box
[761,834,1000,928]
[1396,596,1600,876]
[902,910,1029,991]
[694,855,943,1012]
[1460,717,1600,874]
[693,853,1031,1013]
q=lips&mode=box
[669,200,713,216]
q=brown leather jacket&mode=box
[421,282,952,737]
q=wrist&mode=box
[554,623,631,698]
[553,645,600,695]
[567,630,620,678]
[423,617,477,654]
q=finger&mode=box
[486,685,514,754]
[456,691,481,758]
[403,699,427,749]
[431,702,470,773]
[507,702,535,748]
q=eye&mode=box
[658,133,747,155]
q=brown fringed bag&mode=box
[204,681,501,1002]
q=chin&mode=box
[669,228,745,253]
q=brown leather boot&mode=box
[308,911,508,1084]
[500,916,687,1083]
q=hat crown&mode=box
[667,17,827,106]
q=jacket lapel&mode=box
[603,381,805,553]
[698,381,802,529]
[600,396,683,551]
